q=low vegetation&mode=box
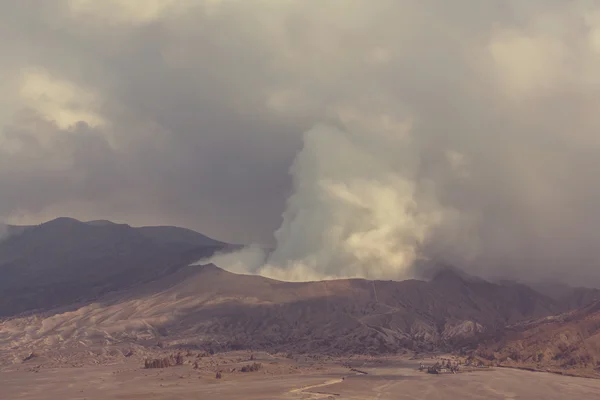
[144,353,185,369]
[240,362,262,372]
[22,352,39,362]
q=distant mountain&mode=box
[0,223,34,239]
[85,220,227,247]
[85,220,121,227]
[528,281,600,311]
[475,300,600,377]
[0,217,229,317]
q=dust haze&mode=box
[2,1,600,285]
[0,223,7,242]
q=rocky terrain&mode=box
[0,262,555,363]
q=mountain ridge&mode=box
[0,261,571,360]
[0,217,230,318]
[1,217,600,375]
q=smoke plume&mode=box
[201,124,449,281]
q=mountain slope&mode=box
[0,263,565,364]
[475,300,600,377]
[0,218,228,317]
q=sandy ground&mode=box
[2,356,600,399]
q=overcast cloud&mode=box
[2,1,600,285]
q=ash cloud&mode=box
[2,1,600,285]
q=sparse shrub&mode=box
[174,352,184,366]
[216,371,222,379]
[562,352,594,368]
[240,362,262,373]
[143,353,185,369]
[562,356,578,367]
[144,357,172,369]
[157,327,168,336]
[477,350,495,361]
[23,352,38,362]
[509,350,521,362]
[580,353,593,366]
[557,343,569,353]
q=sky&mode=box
[2,1,600,285]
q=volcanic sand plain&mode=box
[2,354,600,399]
